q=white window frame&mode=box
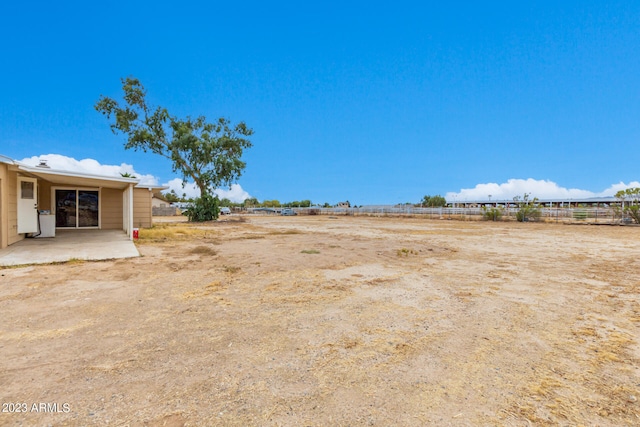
[51,186,102,229]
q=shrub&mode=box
[513,193,541,222]
[482,206,503,221]
[615,187,640,224]
[573,210,588,221]
[184,194,220,222]
[421,195,447,207]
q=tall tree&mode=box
[95,77,253,220]
[421,195,447,207]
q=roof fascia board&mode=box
[135,185,169,191]
[17,164,140,185]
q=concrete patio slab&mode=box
[0,230,139,266]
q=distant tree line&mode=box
[162,192,354,209]
[165,190,455,210]
[419,195,447,207]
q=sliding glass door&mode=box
[55,189,99,228]
[55,189,77,227]
[78,191,99,227]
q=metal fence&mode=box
[244,206,629,224]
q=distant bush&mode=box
[184,194,220,222]
[421,195,447,207]
[513,193,541,222]
[573,210,587,220]
[482,206,503,221]
[615,187,640,224]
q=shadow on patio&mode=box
[0,230,139,267]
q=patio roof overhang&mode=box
[14,164,139,189]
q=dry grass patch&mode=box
[181,280,227,300]
[223,265,241,274]
[267,229,303,235]
[138,224,210,242]
[505,320,639,425]
[189,246,218,256]
[396,248,418,257]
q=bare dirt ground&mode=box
[1,215,639,426]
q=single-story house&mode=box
[0,155,165,250]
[152,192,171,208]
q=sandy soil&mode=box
[1,215,639,426]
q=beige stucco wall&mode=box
[0,165,23,248]
[102,188,123,229]
[0,164,6,249]
[8,171,22,246]
[38,180,52,211]
[133,188,152,228]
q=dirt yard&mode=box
[1,215,639,426]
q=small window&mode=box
[21,181,34,199]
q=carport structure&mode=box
[0,155,164,251]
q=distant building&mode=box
[152,193,171,208]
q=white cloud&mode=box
[598,181,640,196]
[163,178,200,199]
[446,178,640,201]
[214,184,251,202]
[162,178,252,203]
[20,154,159,185]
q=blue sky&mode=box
[2,1,640,204]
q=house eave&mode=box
[16,164,140,190]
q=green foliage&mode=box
[421,195,447,207]
[120,172,137,178]
[482,206,503,221]
[615,187,640,224]
[284,200,311,208]
[262,199,281,208]
[513,193,541,222]
[573,210,588,220]
[243,197,259,207]
[615,187,640,200]
[96,77,253,222]
[397,248,418,257]
[162,189,181,203]
[627,205,640,224]
[184,194,220,222]
[238,198,315,208]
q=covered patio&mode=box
[0,229,139,266]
